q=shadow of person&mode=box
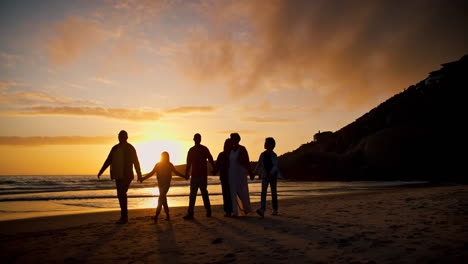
[79,223,125,263]
[151,221,181,264]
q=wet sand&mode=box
[1,184,467,264]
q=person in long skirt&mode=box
[228,133,254,216]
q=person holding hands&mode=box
[141,151,186,222]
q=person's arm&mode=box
[132,146,143,182]
[212,153,222,176]
[141,164,157,182]
[254,153,263,178]
[185,149,192,180]
[207,148,216,173]
[242,146,254,180]
[270,152,279,177]
[171,163,186,179]
[97,147,113,179]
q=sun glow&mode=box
[135,140,189,173]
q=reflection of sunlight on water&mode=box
[141,197,158,209]
[151,187,160,196]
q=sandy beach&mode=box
[1,184,466,264]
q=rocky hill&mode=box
[278,55,467,182]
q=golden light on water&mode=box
[151,187,160,196]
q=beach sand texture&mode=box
[1,185,466,264]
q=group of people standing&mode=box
[98,130,279,224]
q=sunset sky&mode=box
[0,0,466,175]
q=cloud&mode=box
[91,77,115,85]
[11,106,162,121]
[98,38,146,76]
[4,105,218,121]
[240,100,305,113]
[111,0,170,18]
[0,91,99,105]
[47,16,106,65]
[216,130,257,135]
[164,106,217,114]
[0,52,23,68]
[242,117,296,124]
[179,0,468,109]
[0,136,116,146]
[0,80,27,91]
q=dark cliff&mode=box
[279,55,467,182]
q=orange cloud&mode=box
[240,101,306,113]
[47,16,105,65]
[13,106,162,121]
[0,80,27,91]
[164,106,217,114]
[216,130,257,135]
[5,105,218,121]
[98,38,146,76]
[242,117,296,124]
[0,91,99,105]
[0,136,115,146]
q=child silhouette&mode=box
[141,151,185,222]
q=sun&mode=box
[135,140,189,173]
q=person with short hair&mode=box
[183,133,216,219]
[98,130,142,224]
[254,137,279,217]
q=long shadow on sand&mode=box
[149,221,181,264]
[194,215,323,263]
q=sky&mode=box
[0,0,467,175]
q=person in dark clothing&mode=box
[98,130,142,224]
[213,138,233,217]
[254,137,279,217]
[183,133,216,219]
[141,151,185,222]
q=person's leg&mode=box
[257,176,269,217]
[154,186,165,220]
[229,176,239,216]
[199,177,211,216]
[221,177,232,215]
[160,185,170,216]
[270,176,278,214]
[185,178,198,218]
[156,199,163,215]
[237,179,252,214]
[116,178,131,223]
[230,191,239,216]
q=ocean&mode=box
[0,175,427,221]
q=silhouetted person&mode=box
[229,133,253,216]
[141,151,185,222]
[183,133,215,219]
[98,130,142,224]
[213,138,233,217]
[254,137,279,217]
